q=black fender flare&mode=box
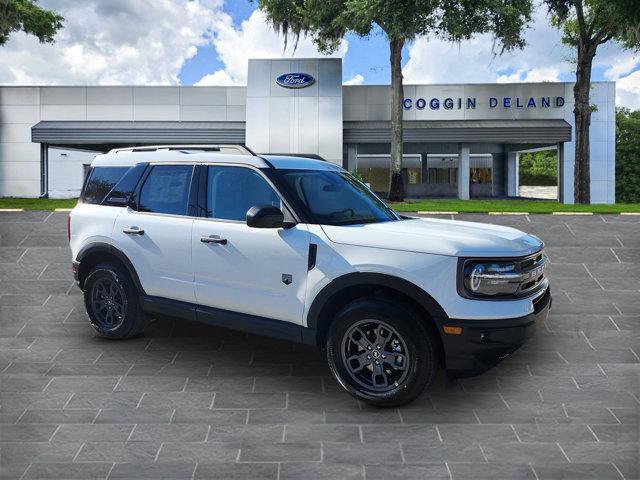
[76,242,145,294]
[306,272,449,331]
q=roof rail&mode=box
[110,144,256,156]
[262,153,326,161]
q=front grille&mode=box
[515,250,547,297]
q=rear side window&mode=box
[138,165,193,216]
[103,164,147,207]
[83,167,129,204]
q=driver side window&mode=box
[206,166,281,221]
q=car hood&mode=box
[321,217,543,257]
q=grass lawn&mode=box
[0,198,78,210]
[1,197,639,214]
[391,199,640,214]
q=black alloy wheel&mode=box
[83,262,147,339]
[326,297,440,407]
[341,319,410,392]
[90,276,127,332]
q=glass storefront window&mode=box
[359,167,421,191]
[359,168,389,192]
[471,168,492,184]
[428,168,458,185]
[407,168,421,185]
[356,154,422,193]
[355,152,492,196]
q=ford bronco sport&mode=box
[69,145,551,407]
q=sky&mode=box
[0,0,638,108]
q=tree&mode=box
[544,0,640,204]
[0,0,64,46]
[258,0,532,201]
[615,107,640,203]
[519,150,558,186]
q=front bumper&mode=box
[435,287,551,376]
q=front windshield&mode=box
[279,169,400,226]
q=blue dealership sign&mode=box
[403,95,564,110]
[276,73,316,89]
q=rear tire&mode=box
[326,297,439,407]
[83,262,146,339]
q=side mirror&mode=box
[246,205,285,228]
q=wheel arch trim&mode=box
[76,242,145,294]
[305,272,449,331]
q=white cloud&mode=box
[0,0,224,85]
[1,0,637,110]
[403,9,572,85]
[402,6,639,108]
[343,74,364,85]
[196,9,348,86]
[616,70,640,110]
[0,2,346,87]
[599,52,640,109]
[604,54,639,81]
[195,70,237,86]
[497,67,561,83]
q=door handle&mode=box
[123,226,144,235]
[200,235,227,245]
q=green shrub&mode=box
[351,170,367,183]
[616,108,640,203]
[519,150,558,186]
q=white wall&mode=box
[0,85,247,198]
[245,59,343,164]
[0,79,615,203]
[48,147,98,198]
[0,87,41,196]
[560,82,616,204]
[344,81,616,204]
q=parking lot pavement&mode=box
[0,211,638,480]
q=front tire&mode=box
[326,298,439,407]
[83,262,146,339]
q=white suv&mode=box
[69,145,551,407]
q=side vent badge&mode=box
[282,274,293,285]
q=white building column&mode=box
[507,151,519,197]
[457,143,470,200]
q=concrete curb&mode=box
[416,211,458,215]
[488,212,529,215]
[552,212,594,215]
[0,208,24,212]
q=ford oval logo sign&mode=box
[276,73,315,89]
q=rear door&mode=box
[191,164,310,324]
[113,164,197,303]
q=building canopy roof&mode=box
[32,121,246,145]
[344,119,571,144]
[32,119,571,146]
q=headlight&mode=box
[460,252,548,298]
[463,261,521,296]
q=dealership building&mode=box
[0,58,616,203]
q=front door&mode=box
[192,165,310,324]
[112,164,196,303]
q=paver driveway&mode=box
[0,211,638,480]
